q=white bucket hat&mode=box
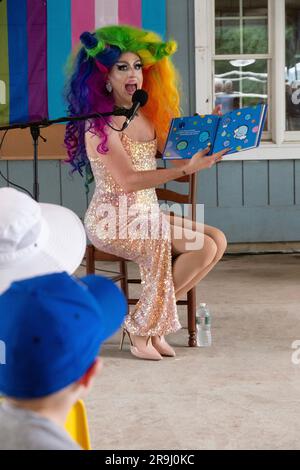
[0,187,86,294]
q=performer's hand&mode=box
[183,146,231,175]
[212,104,222,116]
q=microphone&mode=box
[121,89,148,131]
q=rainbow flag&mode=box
[0,0,166,125]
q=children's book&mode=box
[162,104,268,159]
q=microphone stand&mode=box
[0,109,129,201]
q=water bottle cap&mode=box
[199,303,206,307]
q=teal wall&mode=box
[1,0,300,243]
[166,0,300,243]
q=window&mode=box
[195,0,300,159]
[215,0,268,121]
[285,0,300,132]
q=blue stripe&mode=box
[142,0,166,40]
[7,0,28,124]
[47,0,71,119]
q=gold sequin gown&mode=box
[84,131,181,336]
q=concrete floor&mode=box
[75,253,300,450]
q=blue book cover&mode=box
[162,104,268,159]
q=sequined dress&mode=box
[84,131,181,336]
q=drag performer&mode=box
[65,25,228,360]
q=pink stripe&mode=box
[118,0,142,27]
[72,0,95,48]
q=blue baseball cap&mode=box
[0,272,127,398]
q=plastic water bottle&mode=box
[196,303,212,347]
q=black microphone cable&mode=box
[0,109,125,196]
[97,91,148,132]
[0,94,147,195]
[0,109,124,197]
[0,130,33,197]
[95,106,130,132]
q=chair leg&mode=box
[119,260,129,299]
[187,288,197,347]
[85,245,95,275]
[119,260,130,316]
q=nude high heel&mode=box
[151,335,176,357]
[119,329,162,361]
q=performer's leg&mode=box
[151,223,219,356]
[171,229,218,300]
[167,213,227,300]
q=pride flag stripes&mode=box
[71,0,95,48]
[95,0,119,30]
[0,0,166,125]
[119,0,142,28]
[27,0,48,122]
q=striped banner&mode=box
[0,0,166,125]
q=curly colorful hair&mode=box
[64,24,181,186]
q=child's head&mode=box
[0,272,126,403]
[0,187,86,294]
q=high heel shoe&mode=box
[119,329,162,361]
[151,335,176,357]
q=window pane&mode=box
[242,0,268,17]
[243,19,268,54]
[215,0,240,18]
[215,0,268,55]
[285,0,300,131]
[215,20,240,54]
[214,59,268,130]
[215,0,268,18]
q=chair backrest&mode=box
[0,396,91,450]
[155,152,197,221]
[65,399,92,450]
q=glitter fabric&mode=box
[84,131,181,336]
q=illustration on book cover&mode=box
[163,104,268,159]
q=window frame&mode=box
[194,0,300,160]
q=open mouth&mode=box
[125,84,137,94]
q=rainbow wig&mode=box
[64,24,181,186]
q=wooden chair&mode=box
[85,155,198,347]
[0,397,92,450]
[65,399,92,450]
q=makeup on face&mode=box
[108,53,143,105]
[115,60,142,95]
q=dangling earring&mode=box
[106,82,112,93]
